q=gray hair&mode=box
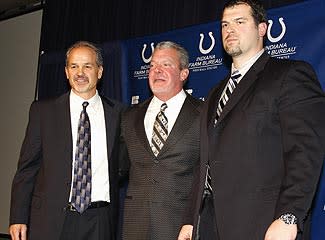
[154,41,189,70]
[65,41,103,66]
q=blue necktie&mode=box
[71,101,91,213]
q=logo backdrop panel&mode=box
[120,1,325,239]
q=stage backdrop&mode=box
[121,0,325,239]
[36,0,325,238]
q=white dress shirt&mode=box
[218,49,265,100]
[231,49,265,83]
[144,89,187,143]
[69,90,110,202]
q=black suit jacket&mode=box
[187,52,325,239]
[121,93,202,240]
[10,92,125,240]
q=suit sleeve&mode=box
[182,87,219,227]
[276,61,325,230]
[118,109,130,184]
[10,101,42,225]
[182,156,201,226]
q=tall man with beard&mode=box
[178,1,325,239]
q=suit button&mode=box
[151,179,158,184]
[154,160,159,164]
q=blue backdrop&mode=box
[120,0,325,239]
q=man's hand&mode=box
[178,224,193,240]
[9,224,28,240]
[264,219,297,240]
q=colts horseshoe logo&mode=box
[267,17,286,43]
[199,32,215,55]
[142,42,155,63]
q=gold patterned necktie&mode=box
[151,103,168,156]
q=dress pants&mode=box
[60,204,114,240]
[198,195,308,240]
[198,194,219,240]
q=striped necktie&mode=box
[214,70,241,126]
[205,71,241,195]
[151,103,168,156]
[204,165,213,195]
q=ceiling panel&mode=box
[0,0,42,21]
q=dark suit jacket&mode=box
[121,93,202,240]
[187,52,325,240]
[10,92,125,240]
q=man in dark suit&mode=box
[121,41,202,240]
[178,1,325,240]
[9,41,125,240]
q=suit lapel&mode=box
[135,95,200,157]
[159,95,200,156]
[217,52,270,124]
[102,97,118,160]
[55,93,73,173]
[207,80,227,128]
[134,99,154,155]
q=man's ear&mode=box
[65,67,69,79]
[258,22,267,38]
[98,66,103,79]
[180,69,189,82]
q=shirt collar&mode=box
[70,90,101,112]
[151,89,187,107]
[231,49,264,79]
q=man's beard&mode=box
[225,45,243,57]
